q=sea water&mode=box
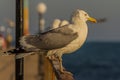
[63,42,120,80]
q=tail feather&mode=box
[20,36,36,49]
[19,35,42,52]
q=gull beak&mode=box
[88,17,97,23]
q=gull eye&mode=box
[84,14,87,16]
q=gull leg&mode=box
[57,54,73,75]
[55,53,64,73]
[58,57,64,73]
[47,55,56,60]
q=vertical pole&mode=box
[38,18,56,80]
[38,14,45,33]
[37,3,56,80]
[15,0,24,80]
[23,0,29,35]
[38,12,45,80]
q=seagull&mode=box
[51,19,69,29]
[19,9,97,73]
[51,19,61,29]
[60,20,69,27]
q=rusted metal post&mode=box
[15,0,24,80]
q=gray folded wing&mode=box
[20,26,78,50]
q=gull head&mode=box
[72,9,97,23]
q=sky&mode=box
[0,0,120,42]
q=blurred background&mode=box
[0,0,120,80]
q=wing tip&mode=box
[19,36,35,49]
